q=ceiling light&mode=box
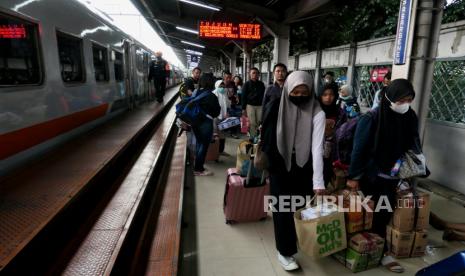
[181,40,205,48]
[185,49,203,56]
[178,0,220,11]
[176,26,199,35]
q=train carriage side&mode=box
[0,0,180,176]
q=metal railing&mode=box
[428,59,465,124]
[353,65,392,108]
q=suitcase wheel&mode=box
[226,220,236,225]
[259,217,267,221]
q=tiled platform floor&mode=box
[181,137,465,276]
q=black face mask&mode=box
[289,95,311,106]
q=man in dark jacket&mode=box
[184,67,201,97]
[262,63,287,119]
[241,67,265,137]
[192,73,221,176]
[148,51,170,102]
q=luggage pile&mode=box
[329,189,385,273]
[386,189,430,258]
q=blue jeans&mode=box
[192,118,213,172]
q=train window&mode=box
[0,13,42,86]
[56,31,85,83]
[92,44,109,82]
[135,48,144,72]
[113,51,123,82]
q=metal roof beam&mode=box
[222,0,280,21]
[153,13,199,30]
[283,0,330,23]
[135,0,174,45]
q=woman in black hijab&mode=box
[318,83,340,187]
[318,83,340,121]
[346,79,421,273]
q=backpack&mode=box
[179,77,196,99]
[335,109,378,166]
[175,91,211,127]
[178,81,189,99]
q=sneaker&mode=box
[230,134,240,139]
[277,253,299,271]
[194,170,213,176]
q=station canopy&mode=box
[132,0,333,70]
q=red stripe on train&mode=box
[0,104,109,160]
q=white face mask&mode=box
[385,94,410,114]
[390,102,410,114]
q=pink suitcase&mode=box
[240,116,249,134]
[206,136,220,162]
[223,168,269,224]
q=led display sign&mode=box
[0,24,26,39]
[199,21,261,40]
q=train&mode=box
[0,0,183,176]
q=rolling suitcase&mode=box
[223,168,269,224]
[416,250,465,276]
[240,116,249,134]
[206,136,220,162]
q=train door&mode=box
[123,40,134,109]
[133,47,144,105]
[143,52,150,101]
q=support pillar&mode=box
[230,55,236,75]
[221,49,238,75]
[272,25,290,66]
[391,0,443,137]
[346,42,357,88]
[243,41,252,81]
[294,54,300,71]
[256,18,290,67]
[314,50,322,94]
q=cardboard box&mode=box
[411,229,428,257]
[350,232,385,253]
[386,225,428,258]
[392,192,430,232]
[386,225,414,258]
[333,247,383,273]
[337,190,374,233]
[334,232,384,273]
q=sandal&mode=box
[381,255,404,273]
[194,170,214,176]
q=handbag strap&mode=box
[389,227,393,255]
[409,228,419,257]
[412,189,420,230]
